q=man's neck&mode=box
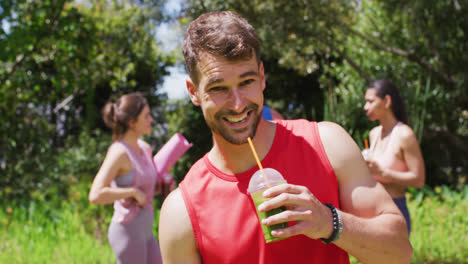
[208,120,277,174]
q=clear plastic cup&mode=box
[361,149,373,161]
[248,168,288,243]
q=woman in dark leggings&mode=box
[89,92,162,263]
[363,80,426,235]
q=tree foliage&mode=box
[175,0,467,188]
[1,0,466,201]
[0,0,175,200]
[327,0,468,187]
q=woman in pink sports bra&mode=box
[89,92,162,264]
[364,80,425,234]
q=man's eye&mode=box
[240,79,255,86]
[209,86,225,92]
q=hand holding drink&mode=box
[361,149,373,161]
[248,168,288,243]
[362,138,387,182]
[247,137,288,243]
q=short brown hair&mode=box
[182,11,261,85]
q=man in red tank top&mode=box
[159,11,413,264]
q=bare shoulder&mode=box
[139,140,153,155]
[369,126,380,138]
[317,121,362,165]
[395,123,417,142]
[91,143,130,188]
[317,121,349,139]
[159,188,201,263]
[367,126,381,145]
[160,188,191,225]
[140,139,151,148]
[106,143,129,163]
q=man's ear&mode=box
[384,95,392,109]
[259,62,266,91]
[186,78,200,106]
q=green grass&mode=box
[0,202,114,264]
[0,183,163,264]
[1,188,466,263]
[409,189,468,264]
[350,188,468,264]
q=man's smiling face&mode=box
[187,53,265,145]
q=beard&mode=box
[206,103,261,145]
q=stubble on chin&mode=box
[224,123,258,145]
[210,105,261,145]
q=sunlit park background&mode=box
[1,0,467,263]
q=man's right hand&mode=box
[257,183,335,241]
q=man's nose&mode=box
[227,88,247,112]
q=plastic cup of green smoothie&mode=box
[248,168,288,243]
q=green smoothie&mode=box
[251,189,288,243]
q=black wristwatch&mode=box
[321,203,343,244]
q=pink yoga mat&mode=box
[153,133,192,176]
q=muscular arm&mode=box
[319,121,413,264]
[378,126,425,188]
[159,188,202,264]
[88,145,141,205]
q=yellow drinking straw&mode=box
[247,137,271,187]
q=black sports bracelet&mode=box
[321,203,343,244]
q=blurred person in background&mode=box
[89,92,162,264]
[364,79,426,234]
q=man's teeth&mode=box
[226,113,248,123]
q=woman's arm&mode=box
[89,144,146,205]
[372,125,425,188]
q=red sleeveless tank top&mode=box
[179,120,349,263]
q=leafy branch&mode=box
[0,1,67,86]
[342,25,454,87]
